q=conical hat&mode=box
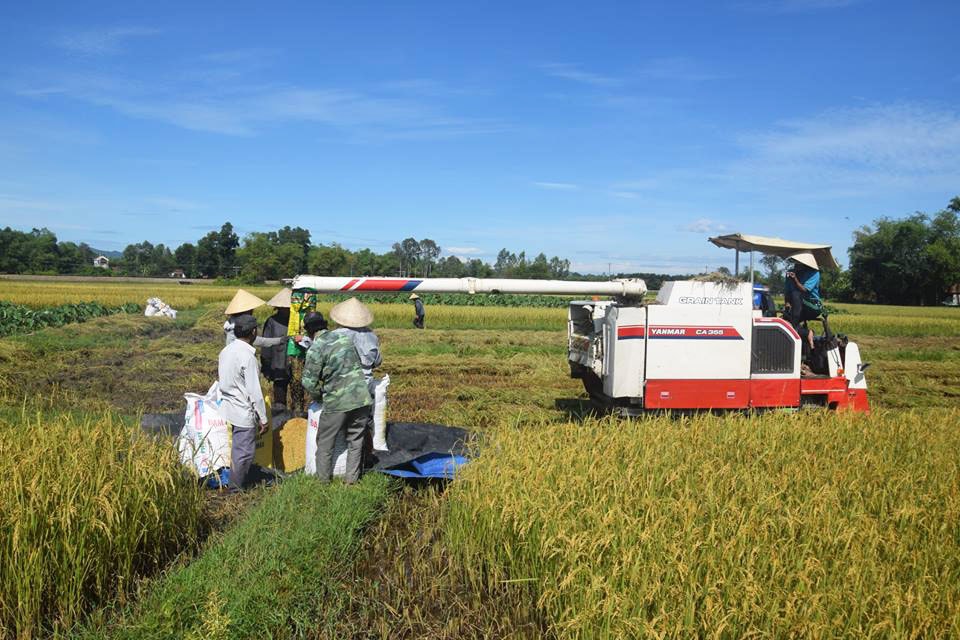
[225,289,266,315]
[409,293,420,300]
[788,251,819,270]
[266,288,292,308]
[330,297,373,328]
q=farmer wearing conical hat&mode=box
[260,288,294,412]
[409,293,425,329]
[223,289,293,349]
[330,297,381,385]
[302,298,373,484]
[785,252,822,350]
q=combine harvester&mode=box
[292,234,869,415]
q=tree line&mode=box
[0,224,574,282]
[2,196,957,305]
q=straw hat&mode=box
[788,252,819,271]
[225,289,266,315]
[266,288,292,308]
[409,293,420,300]
[330,297,373,328]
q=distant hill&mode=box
[91,248,123,259]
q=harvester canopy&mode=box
[708,233,840,270]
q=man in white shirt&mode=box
[218,314,268,491]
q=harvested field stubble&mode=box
[0,410,205,638]
[446,410,960,638]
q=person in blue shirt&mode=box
[784,252,822,349]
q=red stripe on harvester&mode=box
[755,317,800,340]
[341,279,359,291]
[354,279,410,291]
[619,326,645,338]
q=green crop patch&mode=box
[95,474,391,640]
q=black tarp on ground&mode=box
[141,413,471,473]
[369,422,471,472]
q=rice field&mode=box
[444,410,960,638]
[0,409,205,638]
[0,280,958,638]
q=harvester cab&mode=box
[291,234,868,416]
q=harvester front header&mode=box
[291,275,647,298]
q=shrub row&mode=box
[0,301,140,337]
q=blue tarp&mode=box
[378,452,469,479]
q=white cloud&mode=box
[12,68,498,138]
[445,246,484,255]
[682,218,728,233]
[540,63,621,87]
[533,181,579,191]
[729,103,960,197]
[54,27,160,56]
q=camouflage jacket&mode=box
[301,330,372,413]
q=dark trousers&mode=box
[787,289,821,339]
[231,425,257,490]
[271,379,289,409]
[290,358,307,415]
[413,316,425,329]
[314,406,369,484]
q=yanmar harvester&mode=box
[292,234,868,415]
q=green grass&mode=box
[94,474,391,639]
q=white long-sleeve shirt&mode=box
[223,319,287,348]
[217,339,267,429]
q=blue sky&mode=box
[1,0,958,274]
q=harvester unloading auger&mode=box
[292,234,869,415]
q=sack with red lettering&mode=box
[304,402,348,477]
[178,382,231,476]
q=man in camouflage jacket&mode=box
[301,320,372,484]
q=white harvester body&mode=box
[291,260,869,413]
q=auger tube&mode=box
[291,275,647,298]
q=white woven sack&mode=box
[178,382,231,476]
[372,375,390,451]
[304,402,347,477]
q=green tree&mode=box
[548,256,570,279]
[308,243,353,276]
[175,243,197,277]
[237,233,279,282]
[435,255,465,277]
[848,198,960,305]
[419,238,440,276]
[217,223,240,276]
[195,222,239,278]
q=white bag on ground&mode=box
[305,401,347,477]
[372,375,390,451]
[178,382,231,476]
[145,296,178,319]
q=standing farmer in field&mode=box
[223,289,291,348]
[261,288,293,412]
[302,299,372,484]
[217,314,268,491]
[410,293,425,329]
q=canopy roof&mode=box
[709,233,840,270]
